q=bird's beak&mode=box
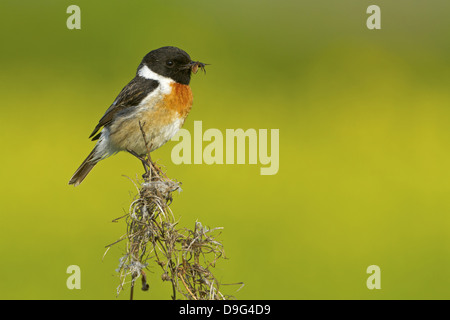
[187,61,207,74]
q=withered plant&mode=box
[105,123,241,300]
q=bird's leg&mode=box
[127,149,151,179]
[137,120,157,179]
[146,151,159,179]
[136,121,165,180]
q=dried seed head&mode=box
[161,272,170,281]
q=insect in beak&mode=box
[185,61,208,74]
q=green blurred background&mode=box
[1,0,450,299]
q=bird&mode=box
[68,46,206,186]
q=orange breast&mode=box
[163,82,193,118]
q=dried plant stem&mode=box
[105,126,238,300]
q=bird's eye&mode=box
[166,60,174,67]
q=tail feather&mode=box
[69,148,100,187]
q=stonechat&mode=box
[69,46,205,186]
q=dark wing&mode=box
[89,77,159,140]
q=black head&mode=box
[139,46,205,85]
